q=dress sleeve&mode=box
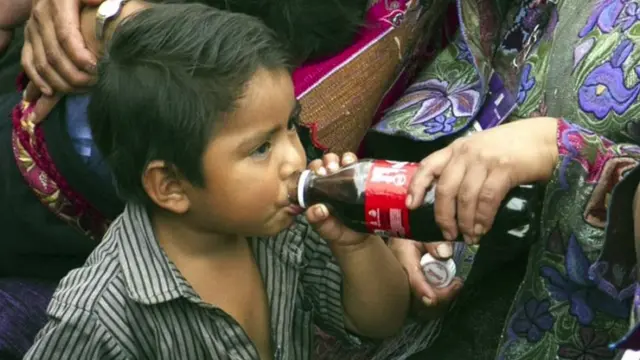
[554,119,640,296]
[553,119,640,350]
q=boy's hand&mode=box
[388,239,462,320]
[305,152,370,248]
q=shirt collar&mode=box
[117,203,195,305]
[115,203,310,305]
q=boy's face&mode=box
[187,68,307,236]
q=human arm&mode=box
[405,117,559,244]
[22,0,149,123]
[303,153,410,339]
[398,117,640,319]
[24,299,129,360]
[0,0,31,55]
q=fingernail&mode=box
[443,231,453,241]
[422,296,433,306]
[343,154,355,163]
[41,87,52,96]
[327,162,339,171]
[436,243,452,258]
[316,167,327,176]
[463,234,473,244]
[314,205,327,218]
[85,63,97,74]
[474,224,485,236]
[405,194,413,207]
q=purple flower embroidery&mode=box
[557,327,614,360]
[385,79,480,125]
[579,0,627,37]
[517,64,536,105]
[510,298,555,342]
[455,39,473,64]
[578,39,640,120]
[540,235,629,325]
[422,115,457,135]
[617,1,640,30]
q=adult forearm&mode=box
[78,1,150,57]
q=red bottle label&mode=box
[364,160,417,238]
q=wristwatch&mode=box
[95,0,129,41]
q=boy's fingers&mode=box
[322,153,340,173]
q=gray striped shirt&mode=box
[24,204,362,360]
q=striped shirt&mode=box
[24,204,362,360]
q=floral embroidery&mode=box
[557,327,614,360]
[384,79,480,125]
[510,298,555,342]
[574,38,595,69]
[455,38,473,63]
[579,0,627,37]
[422,115,457,135]
[616,1,640,30]
[540,235,629,325]
[517,64,536,105]
[578,39,640,120]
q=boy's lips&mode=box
[285,204,304,215]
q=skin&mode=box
[83,3,410,340]
[394,117,560,317]
[27,0,459,318]
[0,0,31,54]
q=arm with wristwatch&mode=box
[80,0,150,57]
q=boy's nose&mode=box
[279,145,306,179]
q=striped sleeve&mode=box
[298,225,363,346]
[23,299,128,360]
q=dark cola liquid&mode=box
[293,159,537,243]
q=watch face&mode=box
[98,0,123,17]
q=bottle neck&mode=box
[296,170,313,208]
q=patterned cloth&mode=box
[369,0,640,359]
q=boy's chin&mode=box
[259,214,299,237]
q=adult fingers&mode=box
[474,170,513,237]
[406,147,453,209]
[433,159,466,241]
[456,164,487,244]
[22,24,51,96]
[52,0,97,73]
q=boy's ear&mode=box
[142,160,191,214]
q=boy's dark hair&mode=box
[88,4,290,204]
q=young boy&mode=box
[23,3,410,359]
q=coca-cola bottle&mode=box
[290,159,538,243]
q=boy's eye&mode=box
[251,142,272,158]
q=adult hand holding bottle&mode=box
[406,117,560,244]
[389,117,560,318]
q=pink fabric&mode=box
[292,1,409,98]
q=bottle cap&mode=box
[297,170,312,208]
[420,253,456,288]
